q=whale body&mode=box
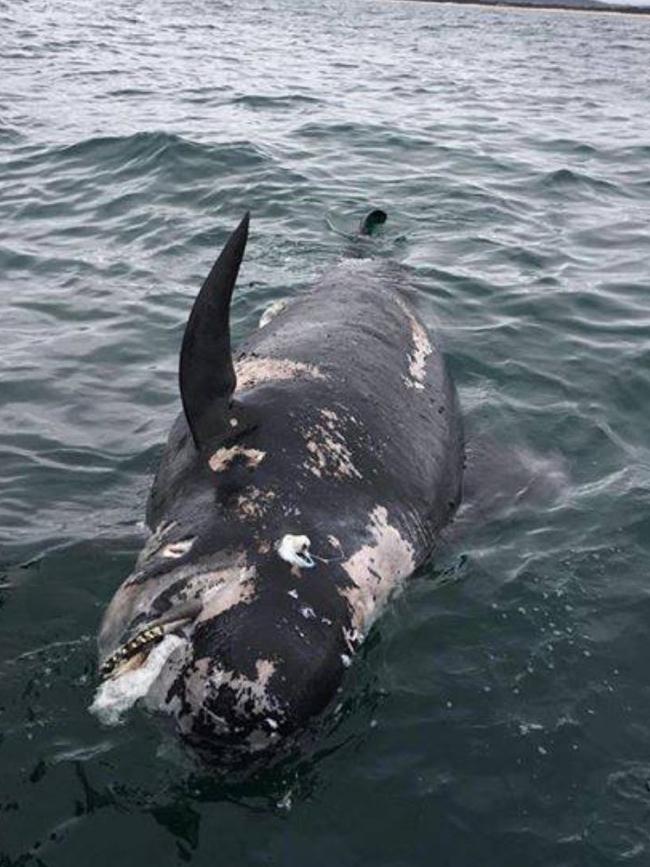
[95,214,464,761]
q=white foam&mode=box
[89,634,186,726]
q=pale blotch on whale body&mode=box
[303,408,361,481]
[111,553,252,636]
[196,564,257,624]
[209,445,266,473]
[342,624,362,653]
[234,356,325,392]
[327,534,342,551]
[395,297,432,390]
[340,505,416,634]
[236,486,276,520]
[258,299,288,329]
[167,558,252,618]
[179,656,281,751]
[407,316,432,387]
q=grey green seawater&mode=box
[2,0,650,864]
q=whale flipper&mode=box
[179,212,250,449]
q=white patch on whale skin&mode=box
[343,625,361,652]
[208,445,266,473]
[162,538,195,559]
[339,506,416,635]
[178,656,281,740]
[303,409,361,481]
[197,565,256,623]
[237,487,276,520]
[395,297,432,390]
[248,727,279,752]
[277,534,315,569]
[258,299,288,329]
[230,658,279,719]
[90,634,187,726]
[407,317,432,388]
[234,356,325,392]
[172,561,253,619]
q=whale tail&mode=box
[359,208,387,236]
[325,208,388,245]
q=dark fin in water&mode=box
[359,208,387,236]
[179,212,250,450]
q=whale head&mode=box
[93,526,347,762]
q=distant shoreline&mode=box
[395,0,650,15]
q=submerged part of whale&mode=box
[93,213,464,762]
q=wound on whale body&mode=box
[93,212,464,763]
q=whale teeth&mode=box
[99,625,166,681]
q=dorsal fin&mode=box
[179,212,249,450]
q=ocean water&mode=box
[2,0,650,864]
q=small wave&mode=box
[536,167,621,196]
[0,122,23,144]
[104,88,154,98]
[231,93,324,110]
[536,137,598,156]
[295,120,435,152]
[3,132,269,184]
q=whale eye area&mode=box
[161,538,196,559]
